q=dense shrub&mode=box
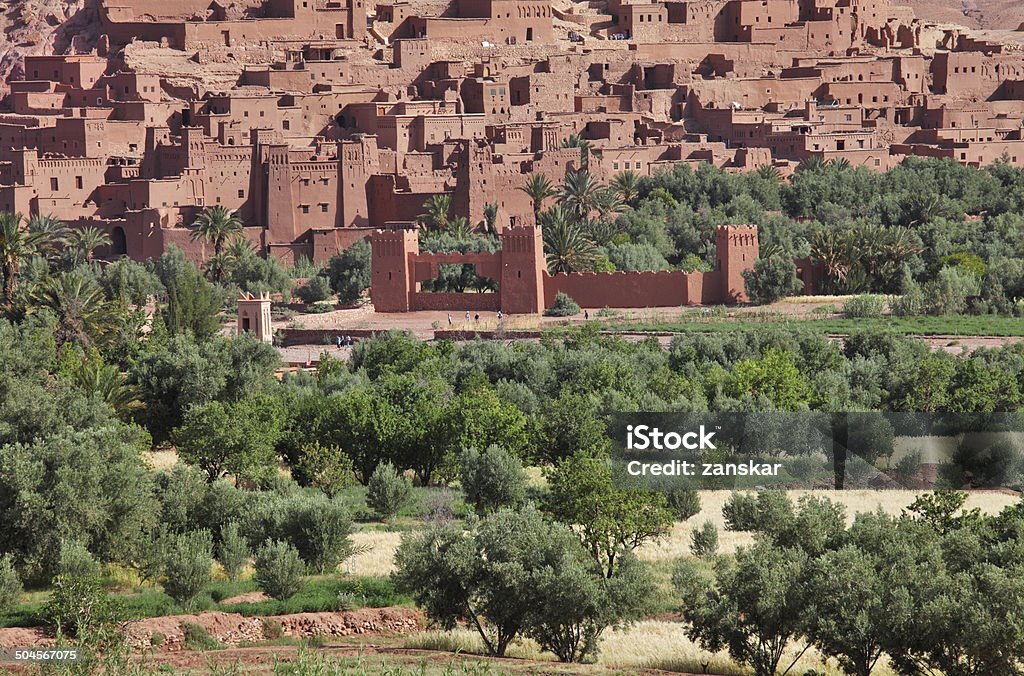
[742,255,801,304]
[162,530,213,609]
[325,240,371,305]
[460,445,528,515]
[254,540,305,601]
[294,275,333,304]
[544,292,581,317]
[0,555,22,615]
[217,522,249,582]
[665,488,701,521]
[366,462,412,521]
[690,521,719,559]
[842,295,886,318]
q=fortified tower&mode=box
[499,225,545,314]
[370,225,419,312]
[715,225,759,303]
[237,292,273,343]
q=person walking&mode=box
[584,310,589,320]
[447,313,453,325]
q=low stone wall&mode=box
[278,328,397,347]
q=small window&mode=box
[301,205,310,214]
[238,190,244,198]
[50,177,58,190]
[320,204,329,212]
[75,176,83,189]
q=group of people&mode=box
[334,335,355,347]
[448,310,503,325]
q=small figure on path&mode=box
[447,313,453,325]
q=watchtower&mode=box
[499,225,545,314]
[237,292,273,343]
[370,225,419,312]
[716,225,759,303]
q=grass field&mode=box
[598,314,1024,337]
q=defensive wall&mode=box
[370,223,758,313]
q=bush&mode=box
[325,240,371,305]
[0,554,22,615]
[294,276,332,304]
[742,255,802,304]
[690,521,719,559]
[254,540,305,601]
[162,530,214,609]
[420,489,456,525]
[149,631,166,646]
[366,462,412,521]
[56,541,101,580]
[722,491,793,532]
[43,576,119,637]
[460,445,528,515]
[182,622,223,651]
[842,295,886,318]
[544,292,581,317]
[924,266,981,316]
[665,488,701,521]
[217,522,249,582]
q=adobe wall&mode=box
[543,270,691,308]
[410,292,501,311]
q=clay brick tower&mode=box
[371,226,419,312]
[499,225,545,314]
[716,225,759,303]
[237,292,273,343]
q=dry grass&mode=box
[403,630,552,662]
[637,489,1019,561]
[599,621,902,675]
[344,530,403,576]
[145,448,180,472]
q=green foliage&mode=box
[243,492,356,574]
[174,392,286,483]
[0,554,21,615]
[162,262,223,340]
[217,522,249,582]
[294,275,333,304]
[325,240,371,305]
[743,255,802,305]
[182,622,224,651]
[842,294,886,318]
[294,441,355,497]
[459,445,528,515]
[665,488,701,521]
[924,266,981,315]
[43,575,119,637]
[675,542,809,676]
[544,291,581,317]
[545,453,674,578]
[0,425,155,584]
[689,521,719,559]
[366,462,413,521]
[254,540,305,601]
[56,541,102,580]
[162,530,213,609]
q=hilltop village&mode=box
[0,0,1023,265]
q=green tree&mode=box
[162,264,222,340]
[419,194,452,231]
[726,349,810,411]
[545,453,673,578]
[559,169,601,222]
[743,255,802,304]
[460,445,528,515]
[541,205,598,273]
[69,227,112,265]
[253,540,304,600]
[191,206,244,276]
[366,462,412,521]
[217,522,249,582]
[675,542,810,676]
[33,271,117,349]
[519,173,558,223]
[294,441,354,497]
[610,170,640,204]
[0,212,45,311]
[162,530,213,609]
[0,554,21,615]
[325,240,371,305]
[173,392,285,483]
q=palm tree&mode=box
[419,194,452,231]
[70,227,112,264]
[540,205,598,274]
[447,216,473,239]
[482,202,499,234]
[561,133,599,169]
[0,212,45,311]
[592,187,624,221]
[559,169,601,222]
[518,173,557,224]
[796,157,827,173]
[756,165,783,183]
[190,206,244,260]
[72,359,142,418]
[809,229,851,292]
[33,271,114,348]
[610,170,640,205]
